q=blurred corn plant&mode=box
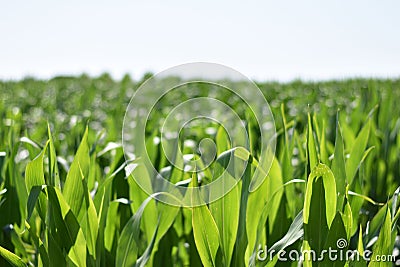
[0,77,400,266]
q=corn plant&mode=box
[0,77,399,266]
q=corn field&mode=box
[0,75,400,266]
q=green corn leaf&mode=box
[25,143,48,222]
[47,233,66,267]
[249,179,305,266]
[321,212,347,266]
[342,199,353,240]
[47,186,86,267]
[246,157,283,263]
[155,202,180,244]
[116,192,176,267]
[304,164,337,228]
[116,196,154,267]
[357,226,364,255]
[209,148,240,267]
[24,221,50,267]
[319,120,329,164]
[80,165,99,258]
[350,226,367,267]
[191,172,220,267]
[346,121,370,185]
[63,127,90,218]
[341,120,355,146]
[303,163,337,263]
[26,185,46,221]
[147,192,180,265]
[369,207,393,267]
[47,124,60,188]
[233,160,252,266]
[0,245,26,267]
[67,230,87,267]
[19,136,41,151]
[268,210,304,256]
[332,115,346,210]
[216,125,230,155]
[104,201,119,252]
[135,223,159,267]
[127,164,158,244]
[10,228,28,263]
[348,191,384,206]
[391,186,400,221]
[366,203,388,247]
[249,210,303,267]
[307,113,319,171]
[25,142,47,191]
[279,105,296,218]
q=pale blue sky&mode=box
[1,0,399,81]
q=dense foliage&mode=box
[0,75,400,266]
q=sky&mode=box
[1,0,399,82]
